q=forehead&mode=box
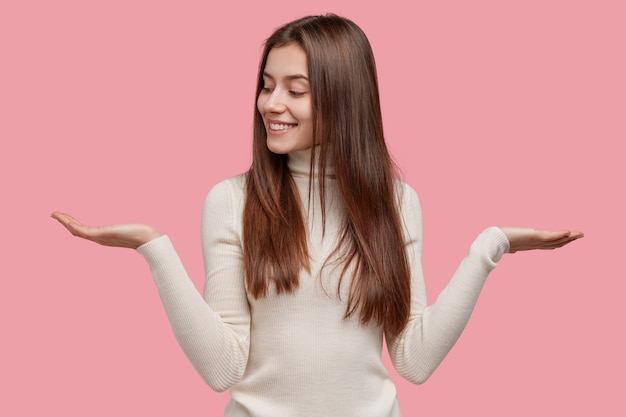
[264,43,308,77]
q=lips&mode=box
[269,121,297,131]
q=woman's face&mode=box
[257,43,314,154]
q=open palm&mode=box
[498,227,584,253]
[51,212,161,249]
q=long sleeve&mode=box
[386,183,510,384]
[137,177,250,392]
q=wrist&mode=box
[135,227,162,248]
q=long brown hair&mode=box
[243,14,411,336]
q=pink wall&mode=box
[2,0,623,415]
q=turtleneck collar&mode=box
[287,146,335,179]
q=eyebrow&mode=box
[262,71,309,82]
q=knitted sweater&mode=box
[137,148,510,417]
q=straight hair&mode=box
[243,14,411,336]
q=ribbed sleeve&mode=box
[135,161,511,416]
[136,177,250,392]
[387,183,510,384]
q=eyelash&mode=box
[261,87,306,97]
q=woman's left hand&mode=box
[498,227,584,253]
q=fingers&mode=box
[501,226,584,253]
[52,212,161,248]
[51,212,95,239]
[51,212,82,227]
[537,230,584,250]
[538,229,571,242]
[51,212,78,232]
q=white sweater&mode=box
[137,148,510,417]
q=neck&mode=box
[287,146,334,178]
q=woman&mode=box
[52,14,582,417]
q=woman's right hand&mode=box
[51,212,162,249]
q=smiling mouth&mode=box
[269,122,297,130]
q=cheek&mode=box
[256,95,264,114]
[294,101,313,123]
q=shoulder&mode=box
[393,180,423,239]
[393,180,421,212]
[204,173,247,215]
[205,174,246,202]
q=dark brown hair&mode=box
[243,14,411,335]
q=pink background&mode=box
[2,0,624,415]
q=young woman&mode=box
[52,14,583,417]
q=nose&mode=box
[261,90,286,114]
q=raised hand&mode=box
[498,227,584,253]
[51,212,162,249]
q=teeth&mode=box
[270,123,294,130]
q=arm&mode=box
[51,179,250,391]
[137,179,250,391]
[385,184,582,384]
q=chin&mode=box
[266,139,310,155]
[266,143,290,155]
